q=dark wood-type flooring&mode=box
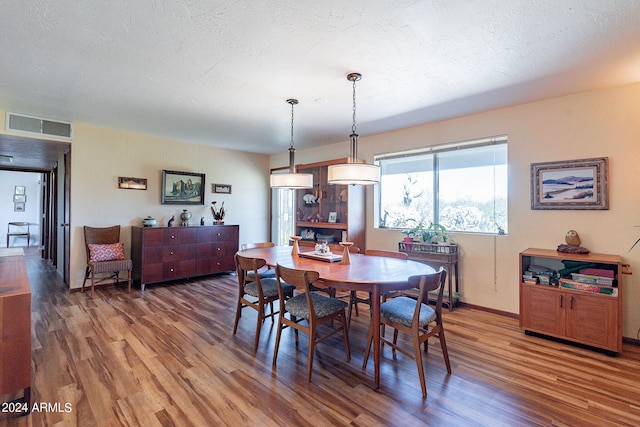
[2,250,640,426]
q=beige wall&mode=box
[272,82,640,339]
[2,81,639,339]
[67,123,272,290]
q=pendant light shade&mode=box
[270,99,313,189]
[328,73,380,186]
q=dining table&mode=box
[236,245,435,389]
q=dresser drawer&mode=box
[161,244,196,262]
[163,228,197,245]
[197,226,237,243]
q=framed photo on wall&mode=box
[118,177,147,190]
[212,183,232,194]
[531,157,608,210]
[161,170,205,205]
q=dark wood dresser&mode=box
[0,252,31,412]
[131,225,239,290]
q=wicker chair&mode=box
[82,226,132,298]
[362,267,451,398]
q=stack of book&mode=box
[559,268,617,296]
[522,265,555,285]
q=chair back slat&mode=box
[241,242,275,250]
[409,267,447,323]
[364,249,408,260]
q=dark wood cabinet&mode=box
[295,158,365,253]
[131,225,238,290]
[519,248,626,354]
[0,254,31,411]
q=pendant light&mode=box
[270,99,313,189]
[327,72,380,185]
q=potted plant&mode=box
[401,219,425,250]
[422,222,449,244]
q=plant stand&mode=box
[398,241,460,310]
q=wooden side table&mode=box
[399,242,460,310]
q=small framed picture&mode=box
[14,202,25,212]
[13,194,26,203]
[15,185,26,195]
[118,177,147,190]
[213,183,232,194]
[328,212,337,223]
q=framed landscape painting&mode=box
[531,157,608,210]
[161,170,205,205]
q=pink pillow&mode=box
[88,242,125,262]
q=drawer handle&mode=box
[217,247,221,251]
[217,233,221,236]
[216,262,221,266]
[170,268,174,272]
[170,251,174,255]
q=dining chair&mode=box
[240,242,276,278]
[362,267,451,398]
[82,225,132,298]
[272,264,351,382]
[347,249,409,324]
[233,254,295,353]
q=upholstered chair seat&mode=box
[379,297,436,328]
[285,292,348,319]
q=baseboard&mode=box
[458,302,519,319]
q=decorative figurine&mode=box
[200,216,205,226]
[565,229,581,246]
[167,215,175,227]
[558,229,589,253]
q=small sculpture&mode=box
[303,193,317,204]
[168,215,175,227]
[565,230,581,246]
[558,230,589,253]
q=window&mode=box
[375,136,508,234]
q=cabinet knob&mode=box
[217,247,221,251]
[170,268,174,272]
[170,251,174,255]
[217,233,221,236]
[171,235,175,239]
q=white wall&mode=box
[273,82,640,339]
[0,170,41,247]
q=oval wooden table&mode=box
[237,245,435,389]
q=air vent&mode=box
[6,112,73,139]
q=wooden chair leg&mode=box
[340,311,351,361]
[232,297,243,335]
[439,329,452,374]
[307,329,316,382]
[414,338,427,398]
[254,303,264,353]
[273,317,283,368]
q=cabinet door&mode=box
[566,293,619,350]
[521,285,565,336]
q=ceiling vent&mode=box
[6,112,73,139]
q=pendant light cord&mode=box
[290,99,295,149]
[352,76,358,135]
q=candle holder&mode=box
[339,241,354,265]
[290,236,302,256]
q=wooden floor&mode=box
[2,252,640,427]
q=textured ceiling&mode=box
[1,0,640,161]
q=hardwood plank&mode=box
[2,255,639,427]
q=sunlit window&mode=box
[375,136,508,234]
